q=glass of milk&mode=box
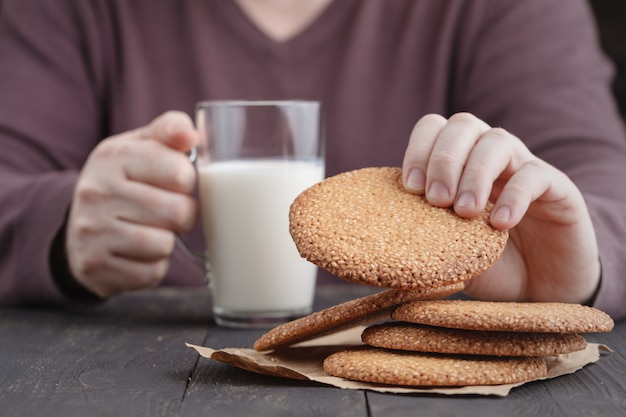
[194,100,324,328]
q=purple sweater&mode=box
[1,0,626,318]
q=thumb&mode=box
[142,111,198,152]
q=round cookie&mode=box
[392,300,615,333]
[289,167,508,289]
[253,282,464,351]
[323,347,548,387]
[361,322,588,356]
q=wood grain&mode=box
[0,288,212,417]
[0,285,624,417]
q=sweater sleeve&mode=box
[455,0,626,319]
[0,0,104,304]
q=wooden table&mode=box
[1,285,625,417]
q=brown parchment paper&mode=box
[186,326,609,396]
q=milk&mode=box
[197,159,324,317]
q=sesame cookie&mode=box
[253,283,464,351]
[361,322,588,356]
[392,300,615,333]
[323,347,548,387]
[288,167,508,288]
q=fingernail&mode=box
[427,181,450,201]
[456,191,476,209]
[492,205,511,223]
[406,168,425,192]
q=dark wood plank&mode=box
[0,284,375,417]
[2,283,625,417]
[540,324,626,417]
[0,288,213,417]
[180,328,368,417]
[178,284,375,417]
[367,377,567,417]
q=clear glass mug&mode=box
[186,100,324,329]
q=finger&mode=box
[114,181,199,232]
[140,111,198,152]
[66,209,176,263]
[489,159,567,229]
[74,144,198,230]
[123,139,197,194]
[453,127,528,218]
[76,256,170,298]
[107,221,177,261]
[402,114,447,194]
[89,132,197,194]
[67,220,172,297]
[424,113,491,207]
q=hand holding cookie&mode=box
[401,112,600,305]
[252,166,614,389]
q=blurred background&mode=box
[589,1,626,119]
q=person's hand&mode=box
[402,112,600,305]
[65,111,198,298]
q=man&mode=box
[1,0,625,319]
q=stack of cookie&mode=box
[253,167,614,387]
[324,299,613,387]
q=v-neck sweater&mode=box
[1,0,626,318]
